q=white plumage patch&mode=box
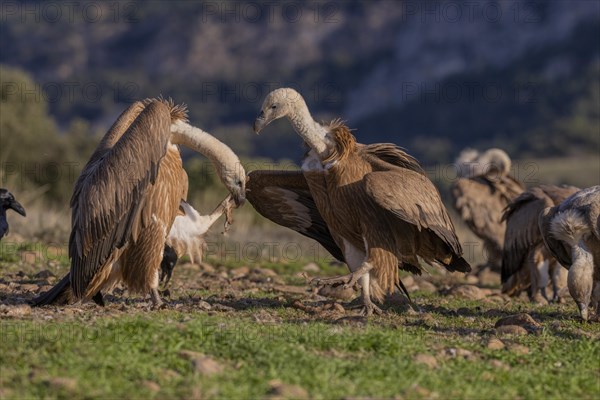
[301,150,324,172]
[550,209,590,246]
[166,201,222,264]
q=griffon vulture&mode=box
[33,98,245,308]
[249,88,470,315]
[501,185,580,302]
[450,148,524,271]
[0,189,26,239]
[539,186,600,320]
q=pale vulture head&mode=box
[456,148,511,179]
[253,88,303,134]
[218,162,246,206]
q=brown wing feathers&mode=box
[33,98,191,305]
[501,185,580,284]
[246,170,345,262]
[70,101,174,299]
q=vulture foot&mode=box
[311,264,371,290]
[346,292,383,317]
[576,302,590,322]
[530,291,548,305]
[150,288,165,310]
[358,302,383,317]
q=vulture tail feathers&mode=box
[32,273,105,306]
[396,280,412,304]
[31,274,71,306]
[446,256,471,273]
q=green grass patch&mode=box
[1,301,599,399]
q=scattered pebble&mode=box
[44,377,77,391]
[414,353,438,369]
[495,313,541,333]
[508,344,530,355]
[317,285,355,302]
[449,285,486,300]
[487,338,505,350]
[3,304,32,317]
[489,359,510,370]
[267,379,308,400]
[179,351,224,376]
[302,263,320,273]
[495,325,528,336]
[142,380,161,392]
[415,279,437,293]
[231,266,250,279]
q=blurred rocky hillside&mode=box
[1,0,599,165]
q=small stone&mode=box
[413,354,438,369]
[495,325,528,336]
[508,344,530,355]
[163,369,181,380]
[142,381,161,392]
[267,380,308,400]
[332,303,346,313]
[317,285,355,302]
[19,284,39,292]
[465,275,479,284]
[455,348,474,359]
[197,300,212,311]
[415,279,437,293]
[495,313,541,331]
[487,338,505,350]
[45,377,77,391]
[253,267,278,277]
[402,275,416,287]
[449,285,485,300]
[231,266,249,278]
[489,360,510,370]
[4,304,31,317]
[302,263,320,273]
[199,263,216,273]
[179,351,224,376]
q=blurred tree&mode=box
[0,65,92,203]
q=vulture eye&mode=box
[271,105,277,109]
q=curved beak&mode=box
[233,190,246,207]
[253,111,267,134]
[8,199,26,217]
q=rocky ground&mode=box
[1,257,598,399]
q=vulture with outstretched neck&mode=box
[0,189,26,239]
[501,184,580,302]
[33,98,245,308]
[539,186,600,320]
[450,148,524,271]
[249,88,470,315]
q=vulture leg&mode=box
[92,292,105,307]
[593,282,600,319]
[550,260,567,303]
[311,262,373,290]
[150,288,164,309]
[528,249,549,304]
[159,245,178,289]
[357,274,383,316]
[567,246,594,321]
[313,262,383,316]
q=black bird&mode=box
[160,245,179,288]
[0,189,26,239]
